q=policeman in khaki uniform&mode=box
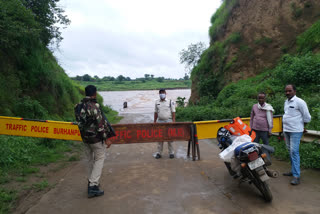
[154,88,176,159]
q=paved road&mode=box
[25,113,320,214]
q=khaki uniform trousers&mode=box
[84,141,106,186]
[157,119,174,155]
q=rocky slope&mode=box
[190,0,320,103]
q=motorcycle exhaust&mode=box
[266,169,279,178]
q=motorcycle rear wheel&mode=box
[251,171,273,202]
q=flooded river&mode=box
[99,89,191,116]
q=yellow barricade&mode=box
[194,116,283,140]
[0,116,82,141]
[0,116,283,141]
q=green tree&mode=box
[0,0,40,54]
[75,75,82,81]
[102,76,114,81]
[23,0,71,47]
[179,42,206,73]
[93,75,100,82]
[156,77,164,82]
[82,74,92,81]
[116,75,126,82]
[144,74,150,80]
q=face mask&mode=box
[159,94,166,99]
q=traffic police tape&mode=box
[0,116,193,143]
[0,116,82,141]
[0,115,283,142]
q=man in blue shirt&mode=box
[282,84,311,185]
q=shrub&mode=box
[13,96,48,119]
[176,97,186,107]
[254,37,273,45]
[274,54,320,86]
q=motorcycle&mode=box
[217,127,277,202]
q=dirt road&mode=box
[23,113,320,214]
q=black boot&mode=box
[88,185,104,198]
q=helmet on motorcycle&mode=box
[217,127,231,141]
[217,127,232,149]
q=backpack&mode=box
[75,101,116,142]
[74,101,99,143]
[74,102,85,124]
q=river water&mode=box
[99,89,191,117]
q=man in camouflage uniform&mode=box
[77,85,112,198]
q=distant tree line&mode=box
[71,73,190,82]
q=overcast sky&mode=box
[54,0,221,79]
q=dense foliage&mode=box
[0,0,80,121]
[22,0,70,47]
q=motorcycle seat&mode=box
[234,142,255,156]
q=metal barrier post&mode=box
[191,124,196,161]
[193,124,200,160]
[187,140,191,157]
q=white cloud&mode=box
[55,0,221,79]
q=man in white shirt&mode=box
[282,84,311,185]
[154,89,176,159]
